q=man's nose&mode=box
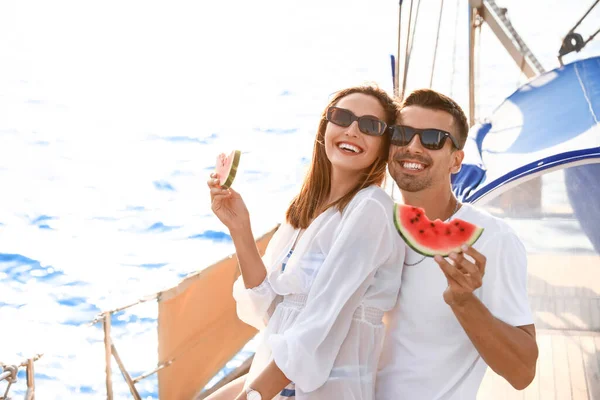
[404,133,424,153]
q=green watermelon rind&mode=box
[393,204,484,257]
[218,150,241,189]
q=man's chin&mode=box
[392,175,430,193]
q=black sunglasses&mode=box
[326,106,388,136]
[388,125,460,150]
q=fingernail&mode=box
[434,255,442,262]
[449,252,457,260]
[461,244,468,251]
[213,179,219,184]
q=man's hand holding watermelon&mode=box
[434,245,486,307]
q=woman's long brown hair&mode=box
[285,85,397,229]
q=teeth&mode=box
[402,162,425,170]
[338,143,362,153]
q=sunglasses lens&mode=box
[358,117,386,136]
[390,126,450,149]
[328,108,353,127]
[391,126,413,146]
[420,130,445,150]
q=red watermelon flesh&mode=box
[393,203,484,257]
[215,150,241,189]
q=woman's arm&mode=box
[234,360,291,400]
[209,175,282,328]
[208,175,268,287]
[229,222,268,289]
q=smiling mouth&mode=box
[337,142,364,154]
[399,160,427,171]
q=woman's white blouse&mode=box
[233,186,405,399]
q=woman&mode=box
[206,85,405,400]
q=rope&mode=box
[394,0,404,97]
[1,365,17,400]
[449,0,461,98]
[400,0,415,99]
[475,20,482,122]
[583,26,600,47]
[568,0,599,34]
[408,0,422,58]
[0,355,42,400]
[430,0,446,88]
[574,62,600,125]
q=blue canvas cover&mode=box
[452,56,600,251]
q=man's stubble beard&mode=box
[389,166,433,193]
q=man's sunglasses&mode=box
[326,106,388,136]
[389,125,460,150]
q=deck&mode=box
[478,254,600,399]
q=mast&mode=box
[468,0,545,126]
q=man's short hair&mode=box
[400,89,469,149]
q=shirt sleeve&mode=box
[268,197,399,392]
[232,225,285,330]
[479,230,534,327]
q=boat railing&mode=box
[0,354,42,400]
[89,294,160,400]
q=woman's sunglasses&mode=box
[389,125,460,150]
[326,106,388,136]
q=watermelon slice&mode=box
[393,203,484,257]
[215,150,241,189]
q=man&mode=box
[376,89,538,399]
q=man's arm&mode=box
[435,246,538,390]
[449,294,537,389]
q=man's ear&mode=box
[451,149,464,174]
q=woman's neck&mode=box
[326,168,362,205]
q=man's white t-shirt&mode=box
[376,203,534,400]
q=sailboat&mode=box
[93,1,600,399]
[3,0,597,399]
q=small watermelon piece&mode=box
[393,203,484,257]
[215,150,241,189]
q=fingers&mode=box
[435,255,469,287]
[207,174,220,188]
[448,252,479,276]
[210,186,231,196]
[210,186,231,198]
[461,245,487,274]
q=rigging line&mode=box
[449,0,461,98]
[408,0,422,57]
[404,0,423,89]
[475,20,482,123]
[574,62,599,125]
[583,26,600,46]
[568,0,600,34]
[430,0,446,88]
[395,0,404,97]
[401,0,415,100]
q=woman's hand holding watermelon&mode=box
[207,172,250,233]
